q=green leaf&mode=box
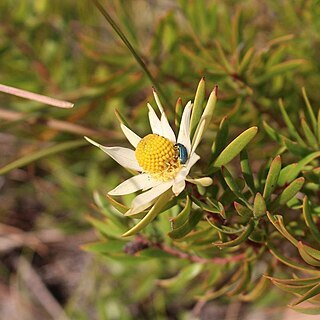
[298,242,320,267]
[81,240,125,254]
[215,40,233,72]
[283,138,311,157]
[291,283,320,306]
[266,276,320,286]
[234,201,252,218]
[267,212,298,246]
[278,98,308,147]
[86,216,122,239]
[240,149,255,193]
[269,279,316,295]
[191,196,225,217]
[0,140,87,175]
[174,97,183,130]
[281,151,320,185]
[114,108,130,128]
[253,193,266,217]
[267,241,320,275]
[302,87,317,134]
[158,263,203,289]
[122,190,172,237]
[192,86,218,145]
[213,219,254,248]
[170,195,192,229]
[239,273,270,301]
[213,127,258,168]
[289,305,320,315]
[168,210,203,239]
[303,196,320,244]
[197,282,234,302]
[238,47,255,75]
[301,118,319,149]
[270,177,304,211]
[278,163,298,186]
[190,77,206,138]
[211,117,229,163]
[206,216,246,234]
[221,167,252,209]
[228,262,252,296]
[263,155,281,200]
[105,194,128,214]
[263,120,282,143]
[254,59,305,84]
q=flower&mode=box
[85,90,213,215]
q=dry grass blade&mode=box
[0,84,74,108]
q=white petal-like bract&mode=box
[148,104,162,135]
[177,101,192,154]
[126,181,173,215]
[108,173,158,196]
[85,137,142,172]
[120,123,141,148]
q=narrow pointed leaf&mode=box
[238,47,255,75]
[283,138,311,157]
[254,60,305,84]
[289,305,320,315]
[234,201,252,218]
[298,242,320,267]
[301,118,318,148]
[170,195,192,229]
[191,196,225,216]
[263,155,281,200]
[174,97,183,130]
[211,117,229,163]
[190,77,206,138]
[122,190,172,237]
[278,98,308,147]
[213,127,258,168]
[266,276,320,286]
[105,194,129,214]
[283,151,320,184]
[303,196,320,244]
[168,210,203,239]
[222,167,252,209]
[239,274,270,301]
[213,219,254,248]
[206,216,246,234]
[267,241,320,275]
[159,263,203,289]
[302,87,317,134]
[278,163,298,186]
[270,177,304,211]
[253,193,266,217]
[263,120,282,143]
[240,149,255,193]
[228,262,252,296]
[291,283,320,306]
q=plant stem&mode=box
[92,0,172,109]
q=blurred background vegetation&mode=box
[1,0,320,319]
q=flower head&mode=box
[85,89,213,216]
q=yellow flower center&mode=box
[135,134,181,181]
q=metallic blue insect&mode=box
[175,143,188,164]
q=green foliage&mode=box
[2,0,320,317]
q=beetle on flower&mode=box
[85,85,217,218]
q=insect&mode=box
[175,143,188,164]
